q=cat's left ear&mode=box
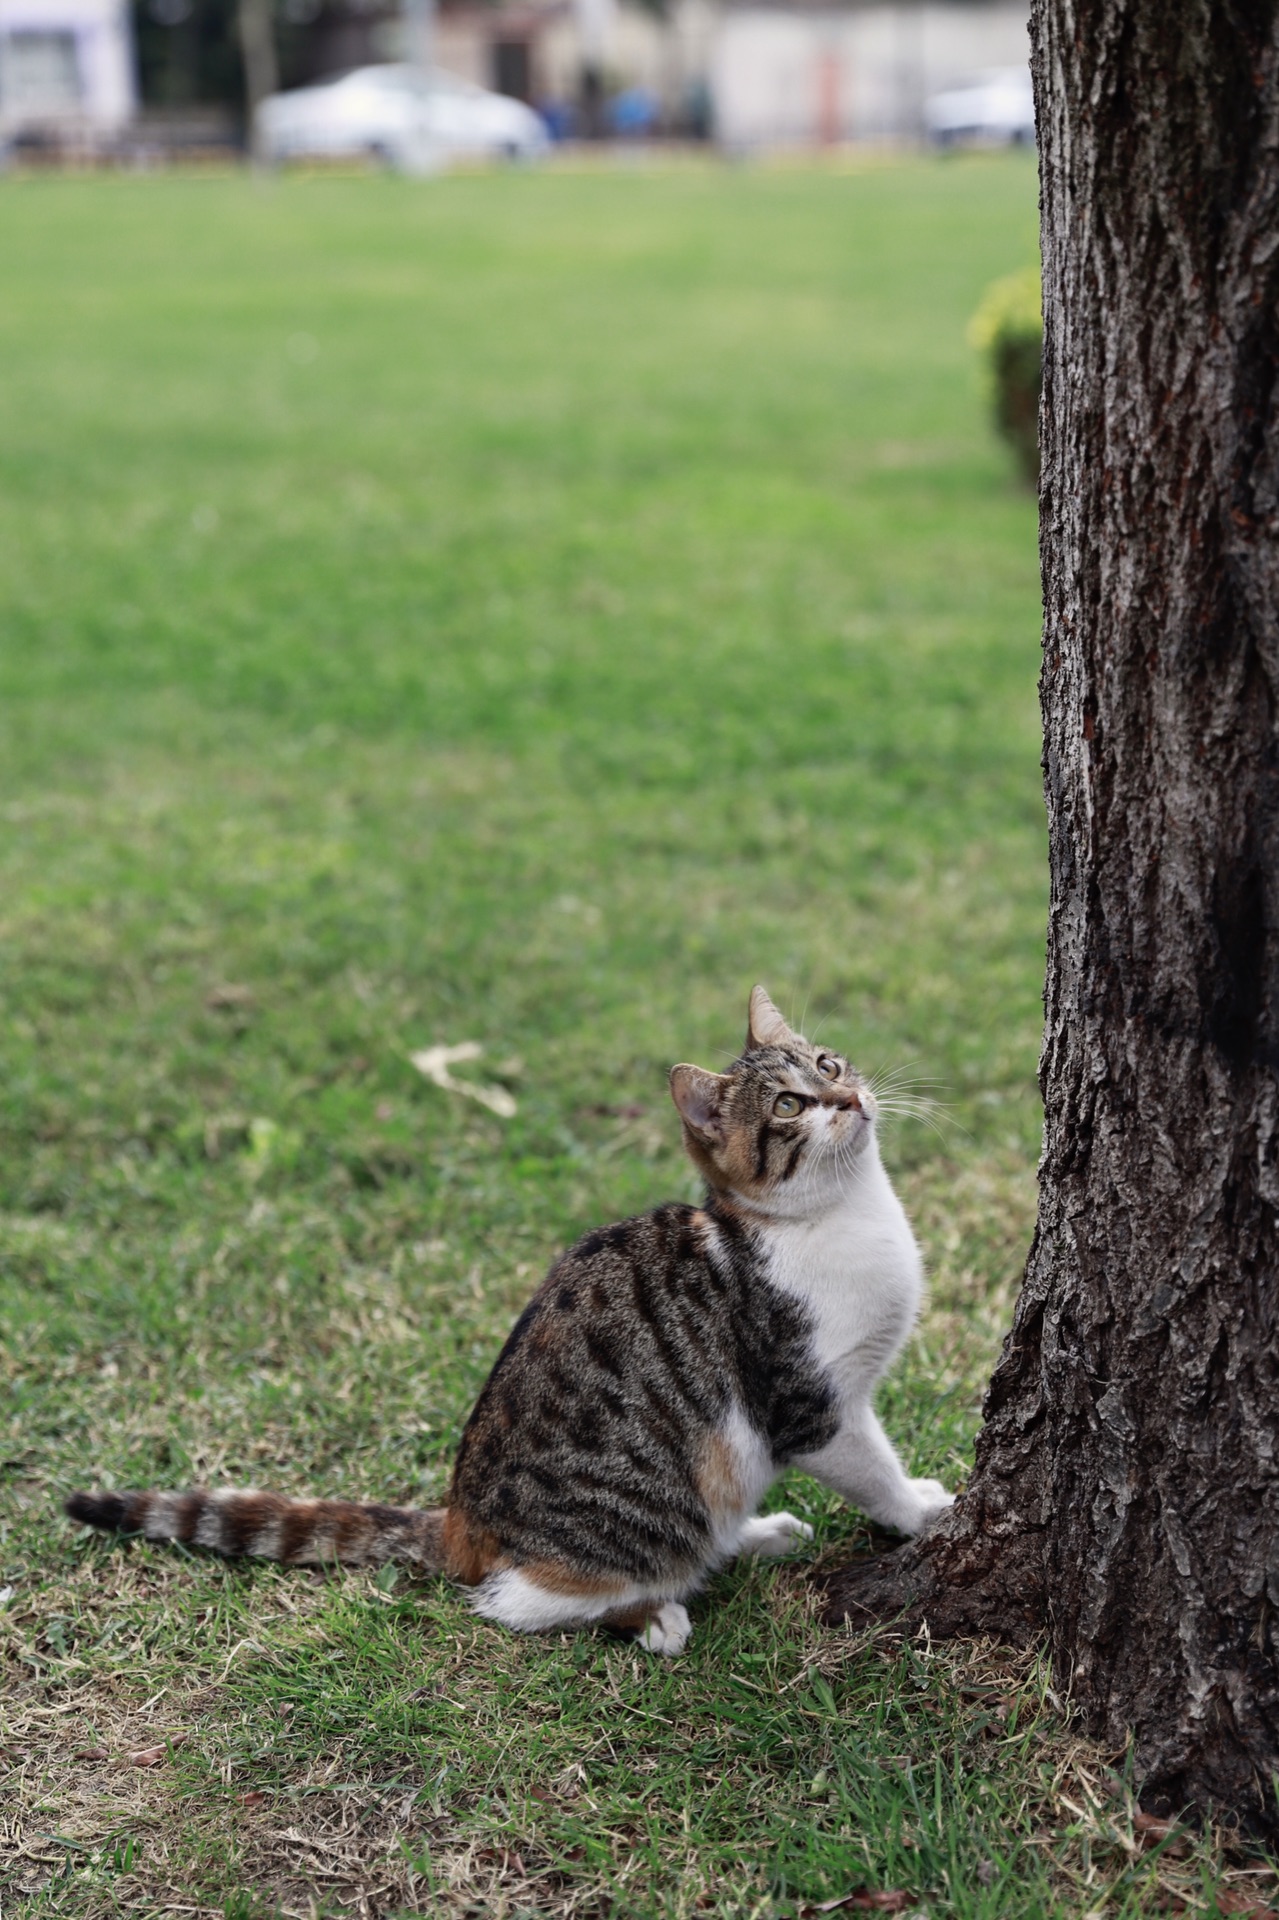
[669,1065,730,1145]
[746,984,800,1051]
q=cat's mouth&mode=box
[820,1095,875,1154]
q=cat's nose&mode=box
[835,1092,862,1112]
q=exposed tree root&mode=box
[819,1500,1046,1646]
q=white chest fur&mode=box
[753,1143,923,1406]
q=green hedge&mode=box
[969,267,1042,485]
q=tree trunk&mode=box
[238,0,279,160]
[824,0,1279,1832]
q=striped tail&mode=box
[65,1487,448,1571]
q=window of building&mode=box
[492,39,531,103]
[1,29,83,109]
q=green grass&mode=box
[2,156,1264,1916]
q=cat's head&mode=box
[668,986,877,1210]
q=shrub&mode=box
[968,266,1042,486]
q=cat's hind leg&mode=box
[471,1566,694,1656]
[602,1600,693,1656]
[471,1566,631,1633]
[733,1512,814,1558]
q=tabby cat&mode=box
[66,987,953,1655]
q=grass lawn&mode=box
[2,156,1267,1918]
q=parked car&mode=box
[256,63,550,171]
[924,67,1035,149]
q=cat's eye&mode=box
[773,1092,803,1117]
[817,1056,840,1080]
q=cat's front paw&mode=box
[638,1602,691,1657]
[736,1512,815,1558]
[902,1479,955,1534]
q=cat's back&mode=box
[456,1201,729,1450]
[448,1199,835,1569]
[447,1202,731,1573]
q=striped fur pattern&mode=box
[64,1487,446,1568]
[65,987,953,1656]
[449,1194,839,1589]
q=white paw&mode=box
[638,1602,691,1657]
[903,1479,955,1534]
[736,1512,815,1558]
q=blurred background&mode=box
[0,0,1032,163]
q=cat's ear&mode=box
[746,984,798,1051]
[669,1064,730,1144]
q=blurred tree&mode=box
[825,0,1279,1834]
[237,0,279,148]
[130,0,381,115]
[132,0,242,109]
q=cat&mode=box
[65,986,953,1656]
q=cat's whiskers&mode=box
[865,1062,947,1100]
[812,1121,876,1213]
[805,1007,839,1045]
[862,1060,958,1145]
[872,1095,965,1147]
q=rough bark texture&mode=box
[825,0,1279,1831]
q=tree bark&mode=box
[825,0,1279,1832]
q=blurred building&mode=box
[425,0,716,133]
[0,0,135,145]
[416,0,1026,141]
[0,0,1029,152]
[711,1,1030,148]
